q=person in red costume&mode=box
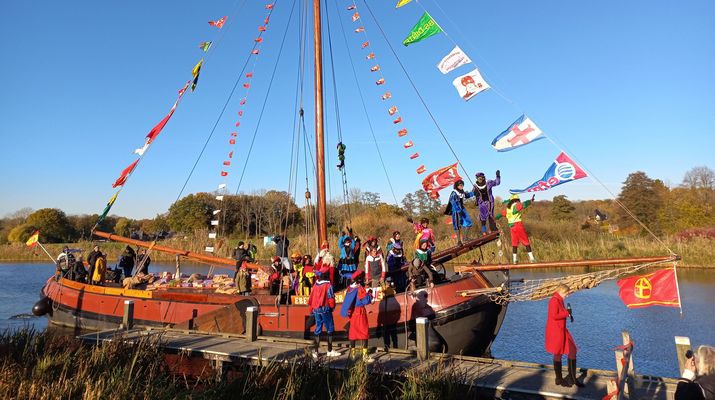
[307,268,340,359]
[545,284,584,388]
[340,270,374,363]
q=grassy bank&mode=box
[0,329,471,400]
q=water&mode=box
[1,262,713,377]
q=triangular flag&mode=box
[398,128,408,137]
[402,12,442,46]
[437,46,472,74]
[352,12,360,22]
[112,159,139,188]
[403,140,414,148]
[208,16,227,28]
[199,41,213,52]
[98,192,119,223]
[395,0,412,8]
[492,115,545,152]
[416,165,426,174]
[134,139,150,156]
[451,68,490,101]
[191,58,203,92]
[213,209,221,215]
[410,152,420,159]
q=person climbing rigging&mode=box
[447,179,474,245]
[336,142,346,170]
[473,170,501,236]
[497,194,536,264]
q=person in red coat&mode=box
[545,284,584,388]
[340,270,373,363]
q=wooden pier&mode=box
[79,322,678,399]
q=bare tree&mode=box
[682,166,715,190]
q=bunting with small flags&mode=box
[208,16,227,28]
[112,159,139,188]
[451,68,490,101]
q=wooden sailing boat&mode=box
[34,0,676,357]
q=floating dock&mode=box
[79,326,677,400]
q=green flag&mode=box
[402,12,442,46]
[97,191,119,224]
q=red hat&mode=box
[320,240,329,250]
[271,256,281,263]
[351,270,365,280]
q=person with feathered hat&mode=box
[308,267,340,359]
[446,179,475,245]
[497,193,536,264]
[340,269,374,363]
[473,170,501,236]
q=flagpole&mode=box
[35,242,57,265]
[672,262,684,317]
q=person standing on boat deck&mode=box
[272,234,291,271]
[136,249,151,275]
[91,253,107,285]
[118,245,136,278]
[300,255,316,296]
[409,217,435,253]
[314,241,335,286]
[447,179,475,245]
[386,231,403,253]
[235,262,252,296]
[386,242,406,292]
[341,270,374,363]
[364,247,387,293]
[337,227,357,290]
[268,256,282,295]
[546,284,584,388]
[233,242,250,279]
[353,235,363,266]
[496,194,536,264]
[473,171,500,236]
[308,268,340,358]
[86,245,101,284]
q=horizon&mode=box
[1,0,712,220]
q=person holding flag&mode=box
[496,194,536,264]
[545,284,584,388]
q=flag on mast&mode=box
[509,152,587,194]
[208,16,227,28]
[402,12,442,46]
[25,230,40,248]
[112,160,139,188]
[98,191,119,223]
[199,41,212,52]
[491,115,544,152]
[421,163,461,198]
[191,59,203,92]
[617,268,681,309]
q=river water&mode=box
[1,262,713,378]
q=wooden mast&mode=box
[313,0,328,245]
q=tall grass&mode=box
[0,329,475,400]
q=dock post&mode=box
[622,331,639,387]
[416,317,429,361]
[246,306,258,342]
[189,309,198,330]
[674,336,691,376]
[122,300,134,330]
[615,348,632,399]
[175,255,181,280]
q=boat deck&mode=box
[79,327,677,400]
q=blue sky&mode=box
[0,0,712,219]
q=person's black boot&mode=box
[568,359,585,387]
[553,360,564,386]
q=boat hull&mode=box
[41,272,507,356]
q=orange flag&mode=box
[25,230,40,248]
[617,268,680,309]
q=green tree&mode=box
[616,172,665,234]
[7,223,37,243]
[551,195,576,220]
[167,193,213,233]
[401,190,441,219]
[25,208,76,243]
[114,217,133,237]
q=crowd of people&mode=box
[55,244,151,286]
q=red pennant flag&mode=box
[264,16,270,25]
[243,83,250,88]
[366,52,375,60]
[221,171,228,176]
[421,163,461,198]
[398,128,408,137]
[251,49,259,55]
[381,91,392,100]
[223,161,231,166]
[228,151,234,158]
[370,65,380,72]
[255,37,264,43]
[355,27,365,33]
[235,121,241,127]
[352,12,360,22]
[403,140,413,148]
[265,4,274,9]
[393,116,403,124]
[246,72,254,78]
[388,106,398,115]
[376,78,385,85]
[240,99,247,105]
[416,165,426,174]
[617,268,680,309]
[238,110,244,116]
[410,152,420,159]
[229,139,236,144]
[112,159,139,188]
[231,132,238,137]
[209,16,227,28]
[361,41,370,49]
[258,26,267,32]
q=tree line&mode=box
[1,166,712,245]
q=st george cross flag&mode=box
[509,152,587,194]
[452,68,490,101]
[112,159,139,188]
[617,268,680,309]
[491,115,544,152]
[437,46,471,74]
[402,12,442,46]
[422,163,461,198]
[208,16,227,28]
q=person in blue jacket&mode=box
[447,179,474,245]
[337,226,356,290]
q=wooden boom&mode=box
[454,254,679,273]
[92,230,248,270]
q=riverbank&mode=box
[0,328,467,400]
[2,234,713,268]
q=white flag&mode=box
[134,139,150,156]
[437,46,471,74]
[213,209,221,215]
[210,220,219,226]
[205,246,215,253]
[215,195,224,201]
[451,68,490,101]
[208,232,217,239]
[218,183,227,190]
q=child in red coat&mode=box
[545,284,584,388]
[340,270,373,362]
